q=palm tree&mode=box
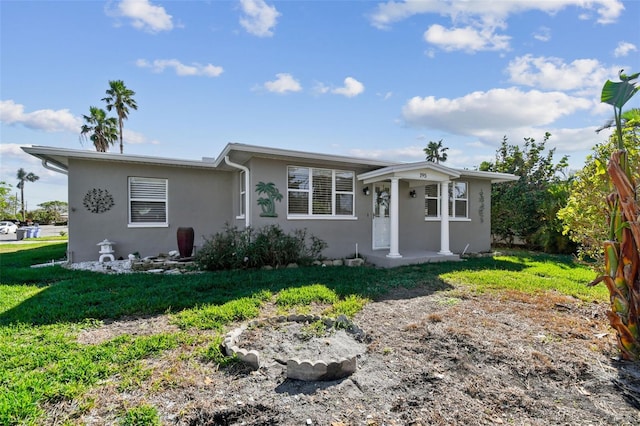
[80,106,118,152]
[102,80,137,154]
[423,140,449,164]
[16,168,39,222]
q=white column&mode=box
[387,177,402,258]
[439,180,453,255]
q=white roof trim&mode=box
[213,143,395,168]
[21,146,218,170]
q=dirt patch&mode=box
[61,286,640,425]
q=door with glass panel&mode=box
[372,182,391,249]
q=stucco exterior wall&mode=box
[237,157,375,259]
[394,178,491,254]
[67,159,233,262]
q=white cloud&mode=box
[369,1,623,53]
[136,59,223,77]
[401,87,592,137]
[369,0,623,29]
[424,24,510,52]
[0,100,82,133]
[263,73,302,94]
[348,146,425,162]
[614,41,638,57]
[506,55,612,93]
[122,129,159,145]
[110,0,174,33]
[239,0,280,37]
[332,77,365,98]
[314,78,365,98]
[533,26,551,42]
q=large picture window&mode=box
[424,181,468,219]
[287,166,354,217]
[128,177,168,226]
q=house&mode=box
[22,143,518,267]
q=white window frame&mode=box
[237,170,246,219]
[424,181,470,221]
[287,166,357,220]
[128,177,169,228]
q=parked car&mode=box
[0,221,18,234]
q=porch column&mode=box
[387,177,402,258]
[439,180,453,255]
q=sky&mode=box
[1,0,639,208]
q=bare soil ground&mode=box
[60,285,640,425]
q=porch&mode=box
[359,249,461,268]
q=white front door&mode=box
[372,182,391,249]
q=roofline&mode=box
[21,146,218,170]
[357,161,461,181]
[213,142,397,168]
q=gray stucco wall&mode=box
[67,159,233,262]
[229,158,494,259]
[238,157,375,260]
[396,178,492,254]
[66,155,494,264]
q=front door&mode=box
[372,182,391,249]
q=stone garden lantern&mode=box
[97,239,115,263]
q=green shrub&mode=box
[119,404,160,426]
[195,224,326,271]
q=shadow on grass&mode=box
[0,252,530,326]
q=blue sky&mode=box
[1,0,639,207]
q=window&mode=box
[450,181,468,218]
[238,171,246,218]
[287,166,354,217]
[424,181,468,219]
[128,177,168,226]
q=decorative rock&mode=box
[332,259,344,266]
[345,258,365,267]
[147,269,165,274]
[286,263,299,269]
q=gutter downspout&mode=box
[224,155,250,228]
[41,160,68,175]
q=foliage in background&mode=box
[479,133,572,252]
[558,131,640,263]
[80,106,118,152]
[102,80,138,155]
[0,182,19,220]
[590,71,640,361]
[28,201,68,224]
[195,224,327,271]
[423,139,448,164]
[16,168,40,222]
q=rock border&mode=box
[223,315,365,381]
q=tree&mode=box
[34,201,68,224]
[558,134,639,262]
[16,168,39,221]
[423,140,448,163]
[589,70,640,360]
[480,133,570,249]
[102,80,137,154]
[80,106,118,152]
[0,181,19,219]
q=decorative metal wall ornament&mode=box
[256,182,283,217]
[83,188,115,213]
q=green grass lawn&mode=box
[0,242,608,425]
